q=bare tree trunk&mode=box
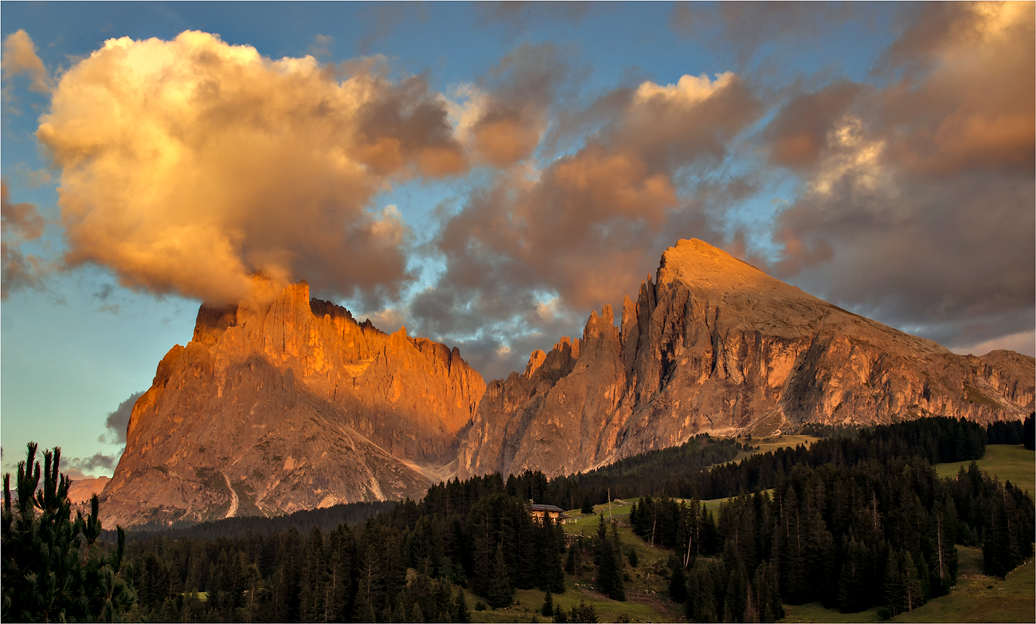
[937,516,946,580]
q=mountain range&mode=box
[98,240,1035,527]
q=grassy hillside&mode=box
[777,546,1035,623]
[469,438,1034,623]
[740,434,821,456]
[936,444,1035,495]
[470,503,683,623]
[720,435,821,467]
[780,602,881,622]
[892,546,1034,623]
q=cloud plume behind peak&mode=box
[36,31,467,307]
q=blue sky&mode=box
[2,2,1033,478]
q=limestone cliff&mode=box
[100,282,485,527]
[457,239,1035,479]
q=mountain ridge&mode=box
[456,239,1034,479]
[101,239,1034,525]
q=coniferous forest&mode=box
[2,415,1033,622]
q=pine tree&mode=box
[408,600,425,623]
[472,522,494,597]
[541,526,566,593]
[515,505,537,589]
[2,443,136,622]
[1023,413,1034,451]
[299,526,327,621]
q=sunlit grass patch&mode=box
[892,557,1034,622]
[936,444,1035,496]
[780,601,882,622]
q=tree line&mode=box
[625,416,1034,620]
[4,414,1032,621]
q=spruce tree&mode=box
[688,564,717,623]
[565,539,582,576]
[569,600,599,623]
[902,552,923,613]
[668,556,687,603]
[452,587,471,623]
[541,590,554,617]
[882,548,904,616]
[593,515,625,601]
[488,544,513,608]
[540,527,566,594]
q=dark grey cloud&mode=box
[761,3,1035,356]
[475,2,594,37]
[670,2,862,67]
[64,452,118,474]
[100,391,145,445]
[356,3,429,54]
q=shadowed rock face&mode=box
[457,239,1035,479]
[100,282,485,528]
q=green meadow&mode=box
[471,503,684,623]
[936,444,1035,496]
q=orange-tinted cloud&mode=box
[454,43,570,167]
[1,30,52,94]
[764,81,864,169]
[412,69,760,376]
[36,31,467,306]
[876,2,1035,176]
[1,180,47,299]
[765,2,1034,354]
[617,72,761,171]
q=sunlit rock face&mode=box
[100,282,485,527]
[68,476,109,504]
[102,239,1034,525]
[457,239,1035,479]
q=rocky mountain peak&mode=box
[458,239,1035,479]
[658,239,788,296]
[102,281,486,527]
